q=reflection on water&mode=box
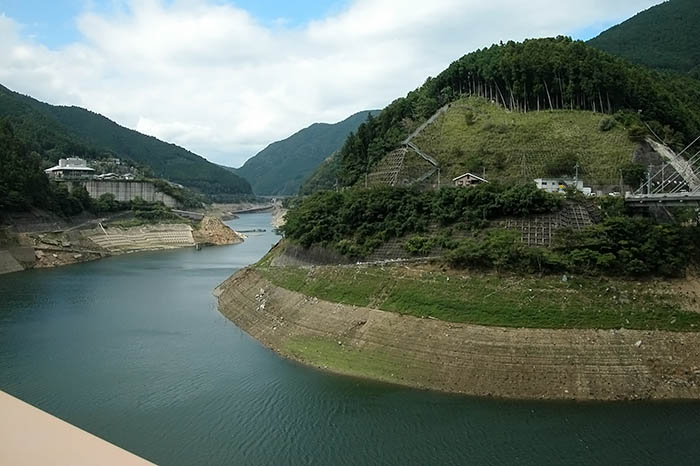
[1,213,699,465]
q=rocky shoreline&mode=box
[0,216,244,274]
[216,267,700,401]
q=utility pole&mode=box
[619,169,623,195]
[574,162,580,182]
[661,163,665,192]
[647,164,653,195]
[437,168,441,190]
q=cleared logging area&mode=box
[413,97,637,186]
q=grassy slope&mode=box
[410,97,637,186]
[255,261,700,332]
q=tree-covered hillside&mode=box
[235,110,376,196]
[298,151,342,195]
[0,120,92,216]
[0,85,252,199]
[323,37,700,189]
[588,0,700,76]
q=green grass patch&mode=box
[414,96,637,185]
[283,336,408,382]
[257,264,700,331]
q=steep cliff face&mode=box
[216,268,700,401]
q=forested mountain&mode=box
[313,37,700,190]
[588,0,700,77]
[298,151,341,195]
[0,85,252,198]
[235,110,376,195]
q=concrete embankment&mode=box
[216,268,700,401]
[88,224,196,253]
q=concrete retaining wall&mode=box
[88,224,195,253]
[81,180,178,208]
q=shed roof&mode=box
[452,172,488,183]
[45,166,95,172]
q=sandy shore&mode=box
[216,268,700,401]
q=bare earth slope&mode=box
[216,268,700,401]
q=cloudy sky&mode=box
[0,0,661,167]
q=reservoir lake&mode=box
[1,212,700,465]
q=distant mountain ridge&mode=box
[588,0,700,76]
[0,84,252,198]
[235,110,377,195]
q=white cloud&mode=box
[0,0,661,167]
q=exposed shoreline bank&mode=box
[216,267,700,401]
[0,216,244,274]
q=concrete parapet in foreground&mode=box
[0,391,153,466]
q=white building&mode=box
[45,158,95,180]
[534,178,584,193]
[453,172,488,187]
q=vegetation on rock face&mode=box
[235,110,376,196]
[283,180,700,278]
[282,183,561,258]
[588,0,700,75]
[0,84,252,199]
[446,217,698,278]
[314,37,700,190]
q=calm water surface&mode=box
[1,212,699,465]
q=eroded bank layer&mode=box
[216,268,700,401]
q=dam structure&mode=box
[81,180,178,208]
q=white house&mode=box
[45,158,95,180]
[453,172,488,187]
[534,178,584,193]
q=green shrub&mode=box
[599,116,616,132]
[464,110,477,126]
[628,124,647,142]
[283,184,561,258]
[403,236,438,256]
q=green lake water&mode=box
[1,212,699,465]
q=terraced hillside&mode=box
[407,96,637,187]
